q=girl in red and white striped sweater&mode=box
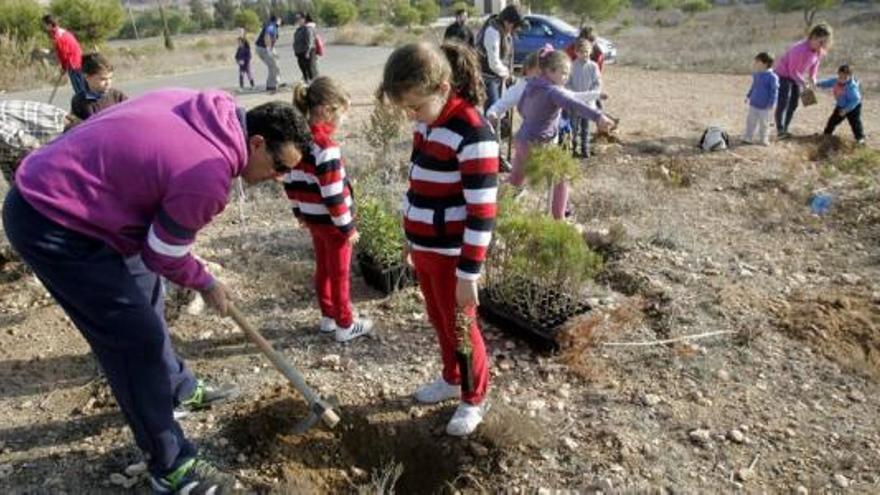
[286,77,372,343]
[378,42,499,436]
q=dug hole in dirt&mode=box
[220,385,539,493]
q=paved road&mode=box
[1,44,393,109]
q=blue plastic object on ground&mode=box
[810,193,833,215]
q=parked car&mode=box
[512,14,617,66]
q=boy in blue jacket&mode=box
[818,64,865,144]
[744,52,779,146]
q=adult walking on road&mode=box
[3,90,312,495]
[293,13,319,83]
[255,14,282,92]
[475,4,524,111]
[42,15,85,96]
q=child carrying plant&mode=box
[286,76,373,343]
[377,42,499,436]
[566,38,603,158]
[817,64,865,145]
[235,36,255,90]
[509,48,614,219]
[774,23,832,138]
[743,52,779,146]
[70,53,128,121]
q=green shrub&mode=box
[485,191,603,320]
[358,0,389,25]
[680,0,711,13]
[116,8,193,39]
[49,0,125,46]
[213,0,237,29]
[0,0,42,42]
[319,0,358,26]
[413,0,439,26]
[234,9,261,32]
[357,196,406,267]
[391,0,419,27]
[450,1,477,17]
[188,0,213,30]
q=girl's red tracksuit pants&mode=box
[412,250,489,405]
[308,224,353,329]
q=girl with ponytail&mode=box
[377,42,499,437]
[286,76,373,343]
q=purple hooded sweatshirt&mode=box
[15,89,248,290]
[515,76,603,144]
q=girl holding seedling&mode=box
[377,42,499,436]
[774,23,833,139]
[509,48,614,219]
[287,76,373,343]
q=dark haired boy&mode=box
[744,52,779,146]
[71,53,128,120]
[817,64,865,145]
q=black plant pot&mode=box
[357,253,415,294]
[479,279,591,350]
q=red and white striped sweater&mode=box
[404,95,499,280]
[283,122,355,236]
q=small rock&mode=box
[689,429,712,445]
[833,474,849,488]
[562,437,578,451]
[795,486,808,495]
[598,478,615,493]
[109,473,129,487]
[847,390,866,403]
[217,437,229,448]
[350,466,367,478]
[124,461,147,477]
[504,340,516,350]
[716,369,731,381]
[735,468,754,482]
[469,442,490,457]
[558,388,571,399]
[527,399,546,411]
[320,354,342,367]
[642,393,662,407]
[728,429,745,444]
[836,273,862,285]
[186,296,206,316]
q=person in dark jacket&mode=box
[235,36,255,89]
[475,4,524,111]
[70,53,128,120]
[444,9,474,47]
[293,13,319,83]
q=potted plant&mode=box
[480,192,603,347]
[355,195,414,294]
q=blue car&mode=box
[513,14,617,66]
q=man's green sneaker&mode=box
[174,380,239,419]
[150,457,234,494]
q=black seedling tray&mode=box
[479,280,591,350]
[357,253,415,294]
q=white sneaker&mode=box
[319,317,337,333]
[446,401,489,436]
[413,376,459,404]
[335,318,373,343]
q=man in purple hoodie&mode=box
[3,89,312,494]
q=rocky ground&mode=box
[0,62,879,494]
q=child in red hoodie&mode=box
[287,76,372,343]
